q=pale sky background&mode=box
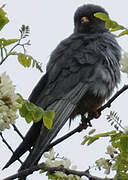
[0,0,128,180]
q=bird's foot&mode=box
[81,114,92,127]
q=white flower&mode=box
[44,148,55,160]
[61,158,71,168]
[96,158,111,174]
[124,126,128,134]
[96,158,106,167]
[0,72,20,131]
[106,145,117,157]
[44,149,87,180]
[120,52,128,74]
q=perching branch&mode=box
[45,85,128,152]
[46,119,90,152]
[3,162,112,180]
[98,84,128,112]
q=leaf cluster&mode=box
[19,25,30,39]
[17,95,55,129]
[0,7,42,72]
[0,5,9,31]
[17,53,43,72]
[82,125,128,179]
[81,129,116,145]
[111,132,128,180]
[107,111,124,131]
[94,12,128,36]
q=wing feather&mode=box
[19,82,88,170]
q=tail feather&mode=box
[19,101,75,171]
[3,82,88,171]
[19,83,88,171]
[3,121,42,169]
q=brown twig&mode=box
[0,132,14,153]
[0,132,22,164]
[3,162,112,180]
[0,42,20,65]
[98,84,128,112]
[12,124,24,140]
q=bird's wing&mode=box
[3,33,109,170]
[19,34,105,170]
[19,82,89,170]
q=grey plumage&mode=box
[3,4,121,175]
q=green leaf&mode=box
[105,20,125,32]
[119,29,128,37]
[20,25,30,38]
[7,51,17,56]
[94,12,125,33]
[17,53,43,72]
[94,12,109,21]
[120,135,128,152]
[81,136,90,145]
[40,169,46,173]
[87,136,99,145]
[19,97,55,128]
[82,131,116,146]
[0,8,9,30]
[111,133,122,148]
[35,60,43,73]
[0,38,19,47]
[88,129,96,135]
[19,99,44,123]
[19,101,28,117]
[33,107,44,123]
[46,173,58,180]
[18,53,32,67]
[43,110,55,129]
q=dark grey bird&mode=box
[3,4,121,173]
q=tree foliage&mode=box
[94,12,128,36]
[0,6,55,130]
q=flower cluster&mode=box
[43,149,86,180]
[106,145,117,158]
[120,52,128,74]
[95,145,118,175]
[95,157,111,174]
[0,72,20,131]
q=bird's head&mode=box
[74,4,109,34]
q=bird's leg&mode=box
[80,108,102,128]
[81,113,92,127]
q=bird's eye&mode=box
[80,16,90,23]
